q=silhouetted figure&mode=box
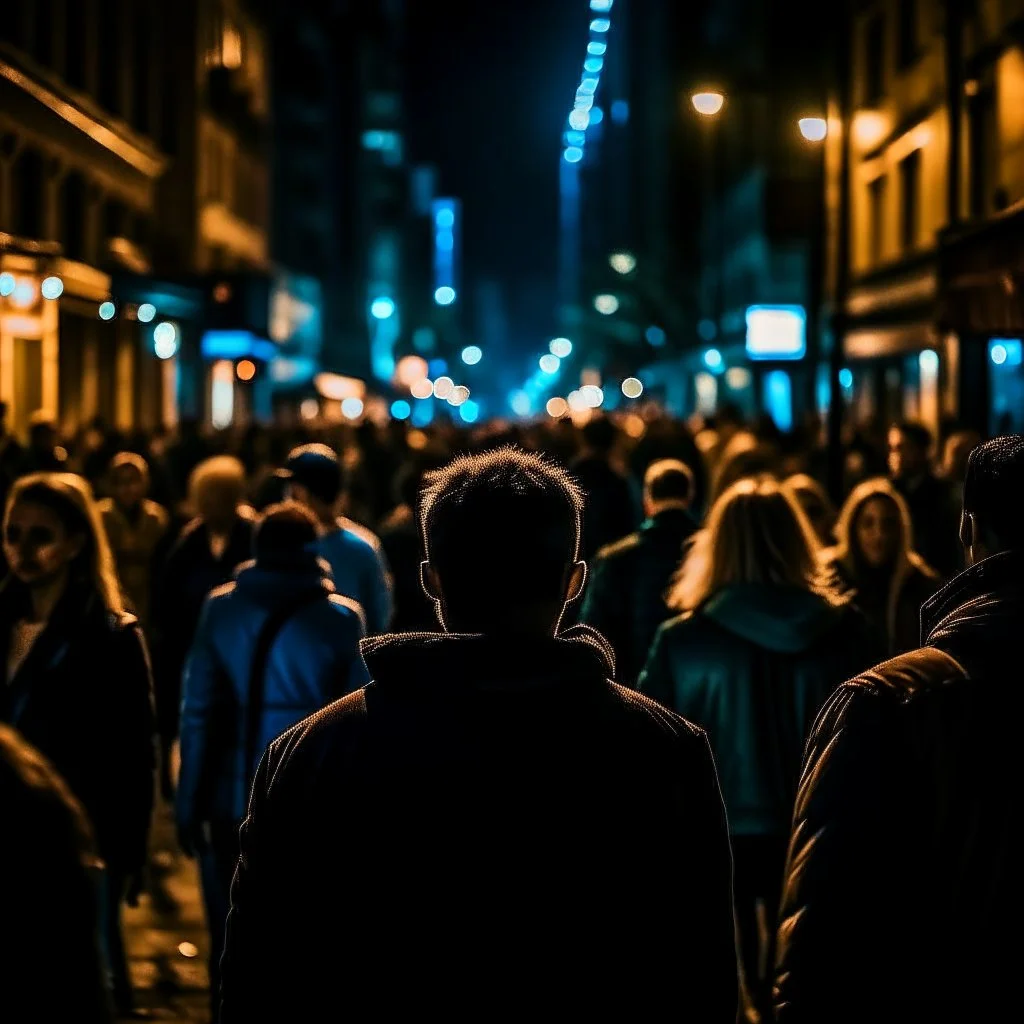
[98,452,170,636]
[177,502,367,1022]
[639,477,877,1020]
[222,448,737,1022]
[153,457,255,799]
[279,444,393,633]
[581,459,698,684]
[0,724,111,1023]
[783,473,837,546]
[0,474,155,1016]
[775,436,1024,1022]
[825,478,941,656]
[888,420,960,577]
[23,412,67,473]
[571,416,638,562]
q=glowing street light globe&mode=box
[539,354,560,374]
[461,345,483,366]
[691,91,725,117]
[549,337,573,358]
[137,302,156,323]
[798,117,828,142]
[594,293,619,315]
[41,276,64,300]
[622,377,644,399]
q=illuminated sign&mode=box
[745,305,807,360]
[201,330,277,361]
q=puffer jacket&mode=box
[176,556,367,828]
[639,584,880,835]
[774,550,1024,1023]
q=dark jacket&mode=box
[894,471,962,578]
[0,583,156,873]
[571,454,639,562]
[640,585,880,835]
[221,627,737,1023]
[581,506,698,684]
[176,557,367,828]
[152,513,255,740]
[774,550,1024,1023]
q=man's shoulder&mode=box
[604,679,708,748]
[848,645,968,702]
[266,687,370,769]
[594,530,644,565]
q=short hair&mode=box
[188,455,246,509]
[892,420,932,452]
[644,459,694,506]
[420,447,583,625]
[283,444,344,505]
[963,435,1024,549]
[253,501,319,566]
[109,451,149,483]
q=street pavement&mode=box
[119,810,210,1022]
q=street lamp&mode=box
[798,117,828,142]
[691,91,725,117]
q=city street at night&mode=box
[3,1,1024,1022]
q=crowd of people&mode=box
[0,394,1015,1023]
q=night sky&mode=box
[405,0,584,365]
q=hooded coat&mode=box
[639,584,881,835]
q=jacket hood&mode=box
[233,557,335,601]
[701,583,844,653]
[922,550,1024,666]
[360,623,615,694]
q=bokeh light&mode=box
[547,397,569,418]
[704,347,724,371]
[236,359,256,381]
[41,276,64,300]
[564,146,584,164]
[621,377,644,399]
[370,296,396,319]
[137,302,156,323]
[461,345,483,365]
[432,376,454,399]
[434,286,457,306]
[448,385,470,407]
[300,398,319,420]
[391,400,411,420]
[153,321,178,359]
[98,300,116,320]
[459,400,480,423]
[511,391,531,417]
[692,91,725,116]
[0,272,15,297]
[550,337,573,358]
[798,116,828,142]
[594,293,619,315]
[539,354,561,374]
[609,251,636,275]
[411,378,434,400]
[341,397,364,419]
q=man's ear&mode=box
[566,561,587,604]
[420,561,441,602]
[960,510,976,552]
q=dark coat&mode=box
[176,557,367,828]
[151,513,254,740]
[0,583,156,873]
[221,627,737,1022]
[580,507,698,684]
[640,585,881,836]
[774,550,1024,1023]
[894,471,962,578]
[570,454,639,561]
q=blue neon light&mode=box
[587,40,607,55]
[591,18,611,32]
[589,106,604,124]
[434,286,457,306]
[764,370,793,432]
[565,130,586,146]
[391,400,411,420]
[201,330,278,361]
[460,400,480,424]
[564,146,584,163]
[584,56,604,73]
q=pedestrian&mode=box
[783,473,837,546]
[0,472,155,1017]
[98,451,170,635]
[279,443,392,634]
[824,478,941,655]
[639,475,878,1021]
[581,458,699,684]
[221,447,737,1022]
[774,435,1024,1022]
[177,501,367,1022]
[152,456,255,799]
[0,723,111,1023]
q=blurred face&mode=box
[199,483,240,530]
[3,502,83,587]
[854,496,902,569]
[111,466,146,510]
[888,428,927,480]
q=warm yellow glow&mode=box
[432,376,454,399]
[314,372,365,401]
[395,355,429,389]
[407,430,429,450]
[300,398,319,420]
[621,377,644,399]
[623,413,646,438]
[546,397,568,418]
[236,359,256,381]
[852,109,889,150]
[798,117,828,142]
[691,91,725,117]
[448,385,470,407]
[964,79,979,97]
[912,124,932,149]
[410,378,434,400]
[222,28,243,69]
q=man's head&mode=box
[108,452,149,511]
[960,435,1024,566]
[888,421,932,481]
[188,455,246,533]
[580,416,618,457]
[643,459,694,518]
[253,501,320,569]
[279,444,343,523]
[420,447,586,635]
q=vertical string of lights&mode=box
[557,1,612,351]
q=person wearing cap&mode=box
[98,452,169,636]
[177,500,367,1020]
[279,444,392,634]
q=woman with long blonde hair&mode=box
[639,475,879,1019]
[0,472,155,1016]
[824,477,941,655]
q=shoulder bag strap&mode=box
[244,589,326,790]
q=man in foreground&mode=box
[775,436,1024,1022]
[222,447,736,1021]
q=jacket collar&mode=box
[643,506,697,535]
[360,624,615,694]
[921,550,1024,643]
